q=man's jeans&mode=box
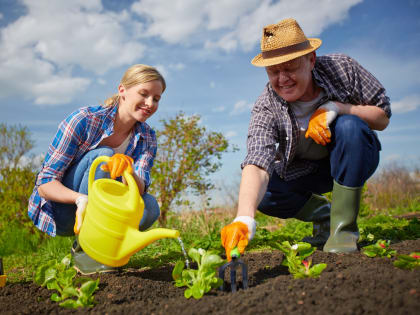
[52,147,160,236]
[258,115,381,219]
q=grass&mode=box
[1,162,420,284]
[2,208,419,284]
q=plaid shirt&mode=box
[28,104,157,236]
[242,54,391,180]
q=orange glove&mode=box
[221,216,256,261]
[100,153,134,179]
[305,101,339,146]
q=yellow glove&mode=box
[73,194,88,235]
[100,153,134,179]
[305,101,340,146]
[221,216,256,261]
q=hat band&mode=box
[261,40,310,59]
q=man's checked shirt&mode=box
[241,54,391,180]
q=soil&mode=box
[1,239,419,315]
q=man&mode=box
[221,18,391,259]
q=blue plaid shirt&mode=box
[28,104,157,236]
[242,54,392,180]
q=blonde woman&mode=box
[28,64,165,274]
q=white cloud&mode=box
[225,130,237,138]
[0,0,145,105]
[212,105,225,113]
[390,95,420,114]
[230,100,253,115]
[0,0,363,105]
[169,63,186,71]
[97,78,106,85]
[132,0,362,52]
[210,81,216,88]
[0,12,3,20]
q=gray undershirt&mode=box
[291,91,329,160]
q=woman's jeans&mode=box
[52,147,160,236]
[258,115,381,219]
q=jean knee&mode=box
[139,194,160,231]
[333,115,365,140]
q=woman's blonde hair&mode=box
[103,64,166,107]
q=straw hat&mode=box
[251,18,322,67]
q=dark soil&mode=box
[1,239,419,314]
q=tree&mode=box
[149,112,238,225]
[0,123,33,169]
[0,123,40,234]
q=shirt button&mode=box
[285,137,289,140]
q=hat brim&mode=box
[251,38,322,67]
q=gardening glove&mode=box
[100,153,134,179]
[305,101,340,146]
[73,194,88,235]
[221,216,256,261]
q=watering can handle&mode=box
[88,155,139,205]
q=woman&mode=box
[28,64,165,274]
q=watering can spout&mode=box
[119,228,180,260]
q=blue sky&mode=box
[0,0,419,204]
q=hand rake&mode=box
[218,248,248,292]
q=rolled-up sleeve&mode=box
[241,103,278,176]
[36,112,85,186]
[134,130,157,192]
[346,55,392,118]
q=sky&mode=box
[0,0,420,205]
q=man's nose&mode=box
[277,71,290,83]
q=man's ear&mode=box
[309,51,316,69]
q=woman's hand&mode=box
[101,153,134,179]
[73,194,88,234]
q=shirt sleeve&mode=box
[241,95,278,176]
[36,110,86,186]
[343,55,392,118]
[133,129,157,192]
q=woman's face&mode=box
[118,80,163,123]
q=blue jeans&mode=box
[52,147,160,236]
[258,115,381,219]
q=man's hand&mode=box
[73,194,88,235]
[101,153,134,179]
[305,101,340,145]
[221,216,256,261]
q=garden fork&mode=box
[218,248,248,292]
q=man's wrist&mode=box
[233,216,256,240]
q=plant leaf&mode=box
[172,260,185,280]
[188,248,201,264]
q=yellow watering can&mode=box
[78,155,180,267]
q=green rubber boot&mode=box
[323,181,362,253]
[71,238,117,275]
[294,194,330,247]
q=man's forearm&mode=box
[335,102,389,131]
[236,165,269,218]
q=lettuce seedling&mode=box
[393,252,420,270]
[172,248,225,299]
[362,240,396,258]
[34,254,99,308]
[278,241,327,279]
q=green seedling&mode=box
[393,252,420,270]
[278,241,327,279]
[172,248,225,299]
[362,239,397,258]
[34,254,99,308]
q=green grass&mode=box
[1,206,419,284]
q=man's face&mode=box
[265,52,316,102]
